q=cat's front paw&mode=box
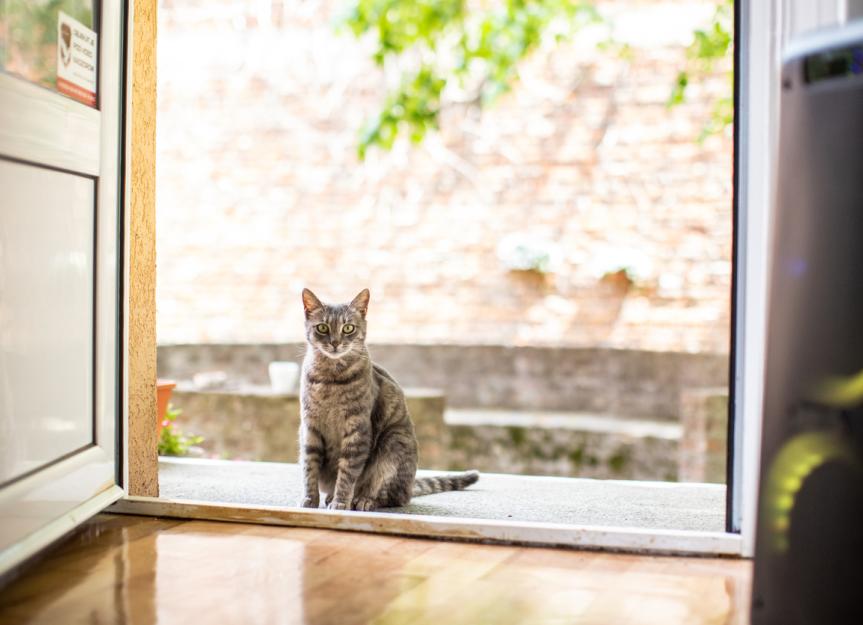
[299,496,319,509]
[326,499,348,511]
[352,497,377,512]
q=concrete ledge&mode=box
[167,389,685,480]
[445,409,683,438]
[679,388,729,483]
[159,343,730,483]
[443,409,680,481]
[170,387,445,465]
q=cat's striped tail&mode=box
[412,470,480,497]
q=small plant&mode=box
[600,267,635,291]
[497,233,561,274]
[158,404,203,456]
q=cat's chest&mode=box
[316,416,346,456]
[301,379,371,442]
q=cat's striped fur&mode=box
[298,288,479,511]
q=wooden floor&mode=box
[0,514,752,625]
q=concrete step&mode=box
[445,408,682,439]
[167,387,686,481]
[434,409,681,482]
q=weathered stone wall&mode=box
[163,343,727,481]
[443,414,680,481]
[168,388,681,480]
[156,0,733,353]
[158,343,729,420]
[170,388,446,467]
[678,387,728,482]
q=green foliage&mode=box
[158,404,203,457]
[341,0,601,159]
[344,0,734,155]
[607,446,632,474]
[668,0,734,139]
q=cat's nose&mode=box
[330,340,340,348]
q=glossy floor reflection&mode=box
[0,514,752,625]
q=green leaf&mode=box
[668,0,733,137]
[668,72,689,108]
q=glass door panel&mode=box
[0,159,95,485]
[0,0,99,105]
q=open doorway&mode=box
[153,0,734,537]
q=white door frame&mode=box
[111,1,858,559]
[729,0,783,557]
[731,0,855,558]
[108,0,756,559]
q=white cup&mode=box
[268,361,300,394]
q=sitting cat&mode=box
[298,288,479,511]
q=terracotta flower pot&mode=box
[156,379,177,433]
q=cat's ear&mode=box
[350,288,370,318]
[302,288,323,318]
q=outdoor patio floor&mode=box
[159,457,726,532]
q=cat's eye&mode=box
[315,323,330,334]
[342,324,356,335]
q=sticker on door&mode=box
[57,11,98,107]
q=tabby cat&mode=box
[298,288,479,511]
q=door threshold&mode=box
[111,457,742,557]
[109,495,742,557]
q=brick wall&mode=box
[156,0,733,353]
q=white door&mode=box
[0,0,124,573]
